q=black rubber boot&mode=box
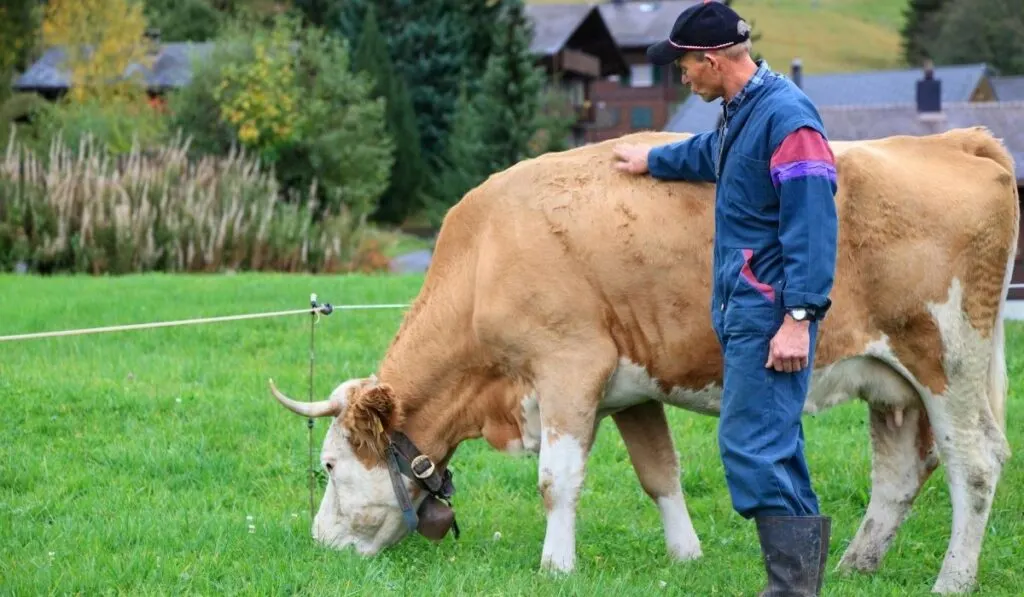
[755,515,831,596]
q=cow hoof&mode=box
[931,575,976,594]
[667,543,702,562]
[540,554,575,575]
[835,551,881,575]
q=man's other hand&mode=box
[612,143,651,175]
[765,316,810,373]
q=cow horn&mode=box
[268,378,341,418]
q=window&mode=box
[594,106,620,129]
[629,64,654,87]
[630,106,654,129]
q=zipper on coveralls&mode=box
[715,105,729,313]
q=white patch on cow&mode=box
[834,278,1010,594]
[538,429,586,573]
[657,492,703,561]
[308,379,423,556]
[520,394,542,453]
[922,278,1009,594]
[600,358,722,416]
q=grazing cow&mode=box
[268,126,1017,594]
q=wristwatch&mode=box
[788,308,813,322]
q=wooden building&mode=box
[525,4,630,147]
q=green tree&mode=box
[144,0,222,42]
[167,16,393,217]
[927,0,1024,76]
[468,0,546,173]
[0,0,41,96]
[333,1,472,172]
[292,0,340,29]
[900,0,951,66]
[430,0,565,221]
[351,5,428,225]
[429,84,486,221]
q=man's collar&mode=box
[723,59,771,113]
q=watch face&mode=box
[791,308,808,321]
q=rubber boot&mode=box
[755,515,830,596]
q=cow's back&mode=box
[460,127,1018,396]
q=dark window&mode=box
[630,106,654,129]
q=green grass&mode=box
[529,0,910,74]
[2,273,1022,595]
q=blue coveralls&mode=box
[647,61,839,519]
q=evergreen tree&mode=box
[351,5,428,224]
[333,0,471,173]
[143,0,222,42]
[470,0,546,175]
[456,0,505,95]
[899,0,951,66]
[430,0,560,222]
[927,0,1024,76]
[292,0,340,29]
[428,84,486,223]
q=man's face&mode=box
[677,53,725,102]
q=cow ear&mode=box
[344,383,403,463]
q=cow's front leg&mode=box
[533,348,613,574]
[612,400,702,561]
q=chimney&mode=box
[791,58,802,89]
[916,59,942,115]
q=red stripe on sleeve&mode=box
[771,127,835,169]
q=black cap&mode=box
[646,0,752,66]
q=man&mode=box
[611,2,838,595]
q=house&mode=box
[665,61,997,135]
[584,0,702,143]
[525,4,630,146]
[992,75,1024,101]
[12,41,214,100]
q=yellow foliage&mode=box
[211,18,303,156]
[42,0,153,102]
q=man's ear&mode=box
[343,383,404,464]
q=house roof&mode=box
[525,4,629,77]
[993,75,1024,101]
[527,4,596,55]
[665,62,994,135]
[596,0,704,48]
[12,42,214,92]
[817,101,1024,182]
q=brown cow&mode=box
[269,126,1017,594]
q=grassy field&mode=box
[2,273,1022,595]
[528,0,909,74]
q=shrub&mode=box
[0,130,380,275]
[166,15,393,218]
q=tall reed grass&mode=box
[0,129,379,275]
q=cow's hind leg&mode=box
[838,405,939,573]
[924,386,1009,594]
[612,400,702,561]
[533,342,617,573]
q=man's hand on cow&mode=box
[612,143,651,175]
[765,316,810,373]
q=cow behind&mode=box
[269,126,1017,595]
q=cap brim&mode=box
[646,40,685,65]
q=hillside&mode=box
[527,0,909,74]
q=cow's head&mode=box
[268,376,458,555]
